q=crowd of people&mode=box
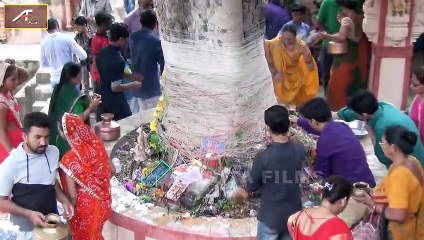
[40,0,163,122]
[264,0,369,110]
[235,92,424,239]
[0,0,423,239]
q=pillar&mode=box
[363,0,424,109]
[64,0,72,29]
[155,0,275,162]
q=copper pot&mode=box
[328,41,348,54]
[95,113,121,141]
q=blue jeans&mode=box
[257,221,292,240]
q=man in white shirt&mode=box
[40,18,87,88]
[0,112,74,240]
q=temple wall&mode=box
[363,0,424,109]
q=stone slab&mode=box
[34,83,52,102]
[35,68,51,84]
[32,100,48,112]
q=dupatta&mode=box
[59,113,111,200]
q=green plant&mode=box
[140,195,152,203]
[191,197,206,217]
[216,199,231,212]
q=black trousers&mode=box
[319,46,334,93]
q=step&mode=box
[34,84,52,102]
[40,98,51,114]
[32,101,49,112]
[35,68,51,84]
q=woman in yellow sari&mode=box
[354,125,424,240]
[264,24,319,107]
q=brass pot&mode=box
[95,113,121,141]
[352,182,371,197]
[328,41,348,54]
[33,214,69,240]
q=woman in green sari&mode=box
[319,0,369,111]
[48,62,101,157]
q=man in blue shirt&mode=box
[280,3,310,42]
[129,9,164,114]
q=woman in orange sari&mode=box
[0,60,28,164]
[354,125,424,240]
[264,24,319,107]
[59,113,115,240]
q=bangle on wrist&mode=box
[371,203,377,212]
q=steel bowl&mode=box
[335,120,368,139]
[348,120,368,139]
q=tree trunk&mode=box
[155,0,275,162]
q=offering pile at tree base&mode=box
[113,100,324,218]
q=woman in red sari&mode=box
[0,60,28,164]
[59,113,115,240]
[287,176,353,239]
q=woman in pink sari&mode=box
[0,60,28,164]
[409,66,424,144]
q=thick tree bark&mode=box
[155,0,275,162]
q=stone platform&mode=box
[102,111,388,240]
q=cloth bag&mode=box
[352,209,380,240]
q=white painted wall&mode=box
[377,58,406,108]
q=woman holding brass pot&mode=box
[48,62,102,158]
[354,125,424,240]
[318,0,369,111]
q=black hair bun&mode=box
[402,131,417,148]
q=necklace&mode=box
[0,91,22,128]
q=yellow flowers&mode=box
[149,96,165,133]
[150,121,158,132]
